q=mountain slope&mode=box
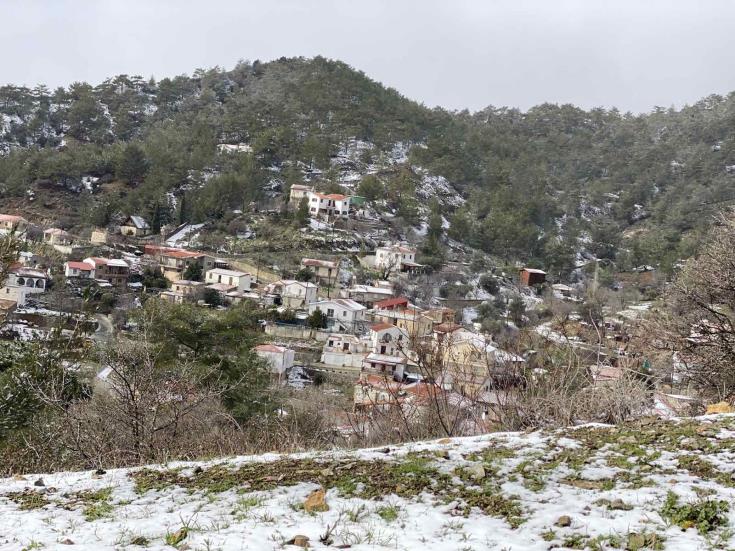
[2,415,735,550]
[3,57,735,270]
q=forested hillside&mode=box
[3,56,735,273]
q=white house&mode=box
[374,244,422,274]
[265,279,319,308]
[307,298,367,332]
[307,192,351,218]
[64,261,96,279]
[6,267,49,294]
[369,323,409,357]
[204,268,251,292]
[255,344,295,376]
[320,333,371,369]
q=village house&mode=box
[353,374,443,418]
[289,184,313,204]
[120,215,151,237]
[160,280,206,304]
[440,330,525,395]
[43,228,72,246]
[0,284,30,308]
[359,323,413,381]
[64,261,96,279]
[307,298,367,332]
[374,243,422,274]
[369,323,409,357]
[320,333,371,369]
[43,227,76,254]
[0,214,28,236]
[6,267,49,295]
[18,251,39,267]
[301,258,339,284]
[84,257,130,287]
[265,279,318,308]
[255,344,295,376]
[372,306,435,338]
[520,267,547,286]
[90,228,108,245]
[204,268,251,292]
[308,192,351,218]
[340,284,394,308]
[373,296,409,311]
[144,245,215,282]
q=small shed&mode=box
[520,268,546,286]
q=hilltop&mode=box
[3,415,735,550]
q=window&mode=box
[327,308,335,317]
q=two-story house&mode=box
[301,258,338,284]
[307,298,367,332]
[374,244,422,274]
[265,279,319,308]
[144,245,215,282]
[84,257,130,287]
[308,192,351,218]
[320,333,372,369]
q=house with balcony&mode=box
[374,243,422,274]
[307,298,367,333]
[264,279,319,308]
[84,257,130,287]
[301,258,339,284]
[144,245,215,282]
[6,267,49,295]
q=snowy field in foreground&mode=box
[2,415,735,550]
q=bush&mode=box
[479,274,499,295]
[307,309,328,329]
[660,491,729,534]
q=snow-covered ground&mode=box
[3,416,735,550]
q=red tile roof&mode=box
[67,261,94,271]
[374,297,409,309]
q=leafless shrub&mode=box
[645,212,735,402]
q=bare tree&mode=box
[34,337,239,467]
[647,212,735,402]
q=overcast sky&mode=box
[3,0,735,113]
